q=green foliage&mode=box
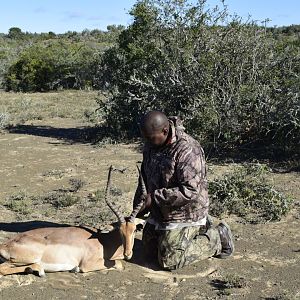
[4,191,32,215]
[97,0,300,154]
[8,27,24,39]
[4,40,101,92]
[43,190,80,208]
[42,169,66,178]
[41,178,84,208]
[69,178,85,192]
[220,274,247,289]
[0,26,123,90]
[211,274,247,297]
[1,3,299,156]
[53,193,80,208]
[208,164,293,222]
[90,189,106,202]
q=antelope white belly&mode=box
[41,262,78,272]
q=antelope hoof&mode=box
[124,254,133,261]
[70,266,80,273]
[25,267,34,274]
[114,260,124,270]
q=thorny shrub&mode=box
[208,164,293,223]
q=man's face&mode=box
[141,127,169,147]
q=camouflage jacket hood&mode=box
[134,117,209,223]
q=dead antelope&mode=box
[0,165,146,277]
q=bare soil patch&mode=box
[0,92,299,299]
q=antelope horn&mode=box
[128,200,145,222]
[128,165,148,222]
[136,165,147,196]
[105,165,126,224]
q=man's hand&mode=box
[134,193,152,219]
[139,193,152,213]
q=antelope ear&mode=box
[134,218,146,226]
[99,224,115,233]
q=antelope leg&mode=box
[80,257,106,273]
[80,258,122,273]
[0,262,44,276]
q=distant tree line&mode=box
[0,25,124,91]
[0,0,299,157]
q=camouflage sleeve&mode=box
[152,145,206,208]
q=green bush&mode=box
[4,40,101,92]
[97,0,300,154]
[4,191,32,215]
[208,164,293,222]
[0,26,122,89]
[69,178,85,192]
[53,194,80,208]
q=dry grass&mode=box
[0,90,103,125]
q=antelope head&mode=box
[105,165,146,260]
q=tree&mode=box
[4,41,101,92]
[8,27,24,39]
[97,0,299,155]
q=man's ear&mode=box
[162,127,169,135]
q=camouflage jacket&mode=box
[134,117,209,223]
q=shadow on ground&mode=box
[0,221,71,233]
[7,124,99,145]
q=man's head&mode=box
[140,111,170,147]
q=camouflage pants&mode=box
[142,222,222,270]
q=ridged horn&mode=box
[128,200,145,222]
[128,165,148,222]
[136,165,147,196]
[105,165,126,224]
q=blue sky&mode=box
[1,0,299,34]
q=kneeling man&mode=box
[134,111,234,270]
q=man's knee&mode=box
[158,249,183,270]
[158,230,220,270]
[157,227,198,270]
[158,235,186,270]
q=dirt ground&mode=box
[0,92,299,299]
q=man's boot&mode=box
[216,221,234,258]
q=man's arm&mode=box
[152,145,207,208]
